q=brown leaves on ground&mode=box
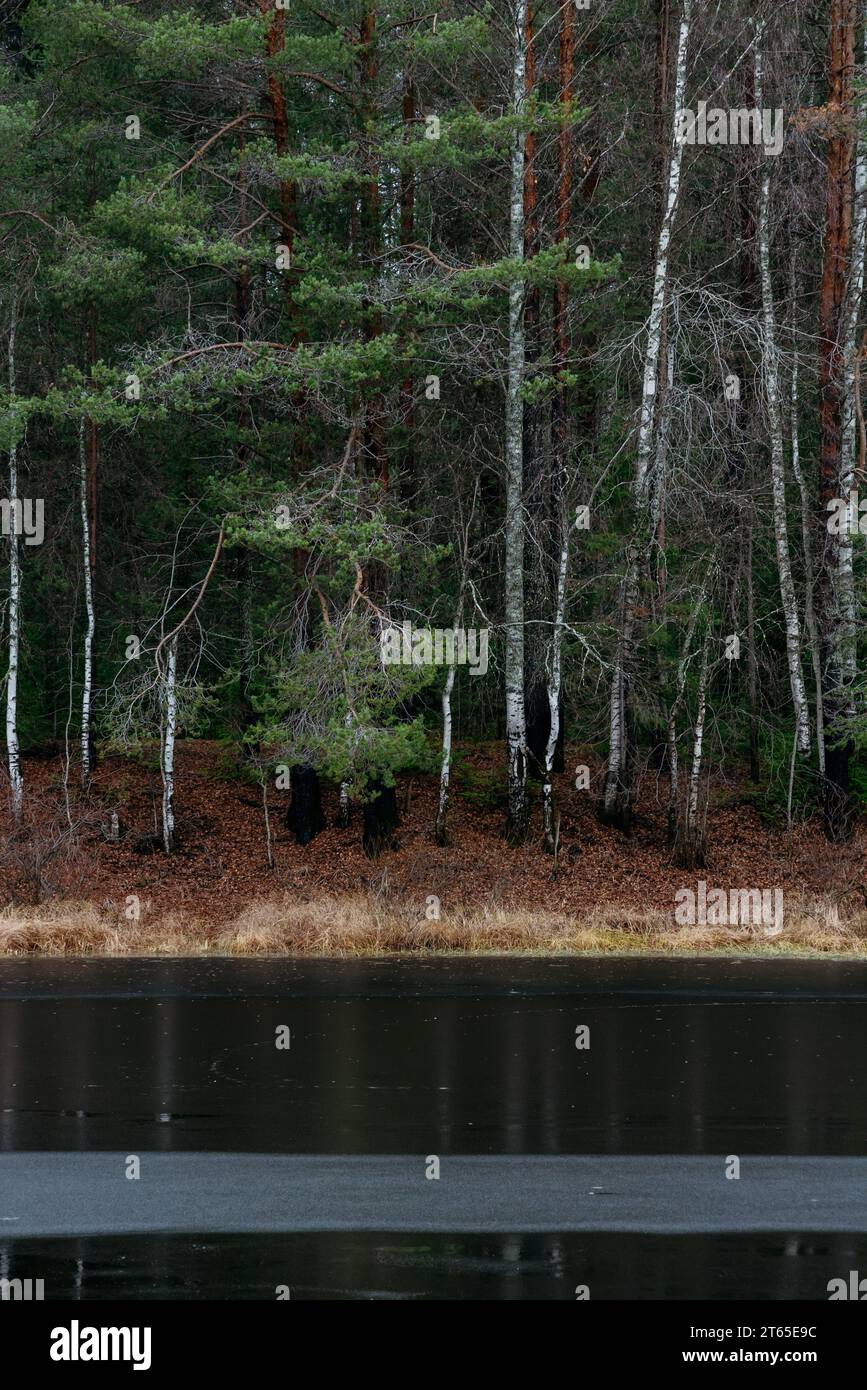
[0,738,864,955]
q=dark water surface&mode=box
[1,956,866,1298]
[8,1231,867,1300]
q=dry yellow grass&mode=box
[0,893,864,957]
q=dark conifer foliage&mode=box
[0,0,865,860]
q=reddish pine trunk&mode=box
[651,0,671,601]
[523,3,549,774]
[258,0,298,328]
[400,45,416,488]
[235,113,258,742]
[817,0,856,839]
[359,9,388,492]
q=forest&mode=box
[0,0,866,949]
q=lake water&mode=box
[1,956,865,1298]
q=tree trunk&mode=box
[435,659,457,846]
[359,8,388,494]
[790,345,825,775]
[400,15,416,489]
[543,516,569,852]
[817,0,857,839]
[667,581,705,846]
[745,521,761,784]
[553,0,574,442]
[287,764,325,846]
[841,16,867,488]
[435,575,464,845]
[677,627,710,869]
[634,0,691,506]
[600,0,692,828]
[5,300,22,822]
[504,0,529,844]
[234,113,259,749]
[78,414,95,787]
[832,9,867,790]
[649,337,674,615]
[653,0,672,257]
[755,40,811,754]
[649,1,674,612]
[522,2,547,776]
[542,0,576,789]
[257,0,298,331]
[363,779,399,858]
[161,635,178,854]
[79,306,99,783]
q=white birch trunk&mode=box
[337,711,353,827]
[543,525,569,851]
[756,42,810,754]
[683,629,709,858]
[601,0,691,822]
[78,415,95,785]
[161,635,178,853]
[634,0,691,504]
[436,660,457,845]
[262,777,274,870]
[667,707,679,841]
[667,584,704,843]
[6,302,22,822]
[504,0,529,840]
[650,339,675,546]
[602,574,629,817]
[837,19,866,709]
[790,350,825,773]
[436,590,463,843]
[841,11,867,474]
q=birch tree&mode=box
[790,347,825,774]
[434,609,460,848]
[541,0,577,852]
[542,505,569,852]
[5,299,22,822]
[435,479,478,846]
[680,624,710,869]
[666,581,705,847]
[3,0,865,875]
[504,0,529,844]
[841,21,867,490]
[755,37,811,754]
[833,11,867,776]
[160,635,178,854]
[78,415,95,786]
[600,0,692,829]
[154,525,223,854]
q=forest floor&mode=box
[0,739,865,956]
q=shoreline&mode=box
[1,895,864,958]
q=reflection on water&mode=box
[1,957,865,1299]
[4,1232,867,1300]
[1,958,866,1155]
